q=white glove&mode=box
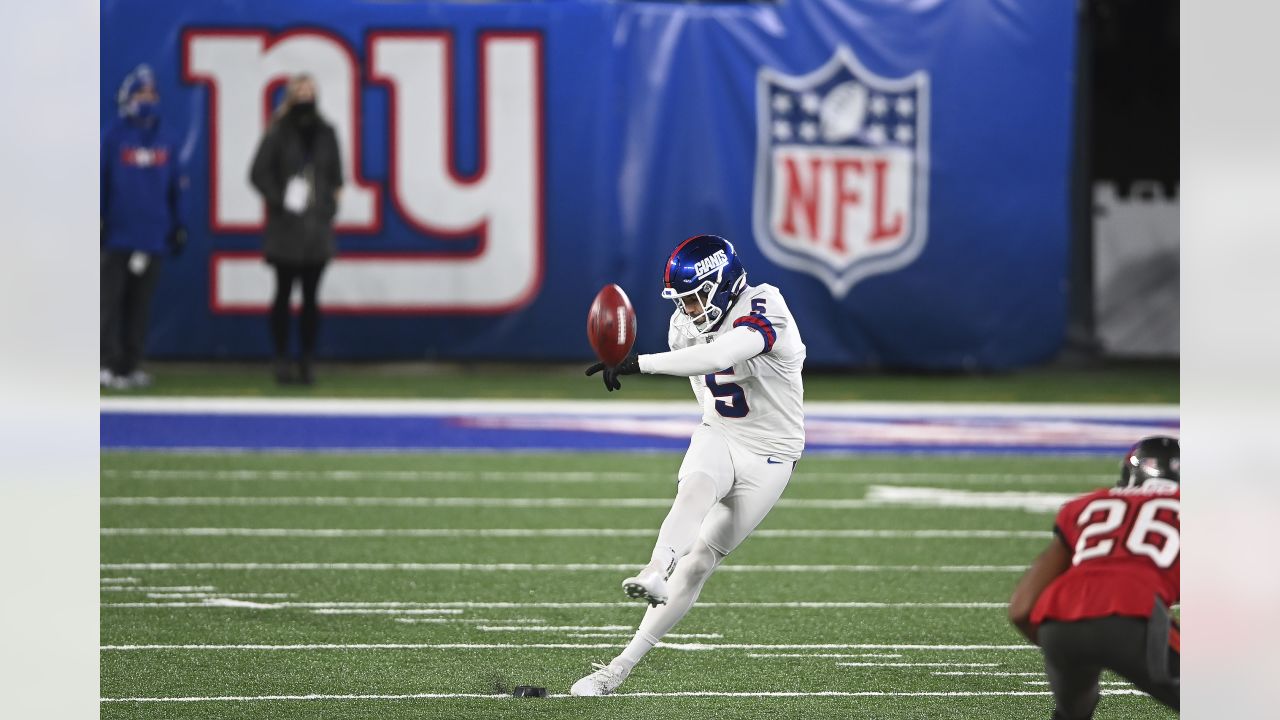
[283,175,310,214]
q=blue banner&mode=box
[102,0,1076,369]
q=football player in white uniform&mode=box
[572,234,806,696]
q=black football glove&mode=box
[585,353,640,392]
[167,226,188,257]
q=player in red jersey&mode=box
[1008,436,1180,719]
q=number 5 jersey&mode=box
[1032,484,1181,625]
[664,283,807,462]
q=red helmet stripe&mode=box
[664,234,706,287]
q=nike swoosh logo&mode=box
[767,458,784,464]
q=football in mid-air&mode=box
[587,283,637,367]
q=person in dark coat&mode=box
[249,74,343,385]
[101,64,187,389]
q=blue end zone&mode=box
[100,401,1179,455]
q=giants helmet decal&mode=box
[662,234,747,339]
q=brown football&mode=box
[587,283,637,367]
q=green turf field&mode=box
[101,451,1178,719]
[102,360,1180,403]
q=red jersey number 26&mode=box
[1072,497,1180,568]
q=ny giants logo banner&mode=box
[183,28,544,314]
[753,47,930,297]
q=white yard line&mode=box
[145,593,292,600]
[99,494,1064,511]
[101,468,1110,485]
[936,666,1044,671]
[564,632,723,639]
[750,653,903,659]
[99,562,1026,573]
[99,577,140,585]
[863,486,1072,513]
[102,600,1009,610]
[100,527,1049,539]
[310,609,464,616]
[391,618,495,624]
[100,586,217,592]
[103,469,650,483]
[1018,676,1131,681]
[100,689,1148,702]
[612,690,1147,698]
[100,642,1038,652]
[837,662,1000,668]
[476,625,634,632]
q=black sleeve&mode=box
[327,127,344,189]
[249,127,283,209]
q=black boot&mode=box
[273,356,296,385]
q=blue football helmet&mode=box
[662,234,747,338]
[117,64,157,118]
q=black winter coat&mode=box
[249,115,344,264]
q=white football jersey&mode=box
[669,283,806,460]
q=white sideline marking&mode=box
[750,653,903,659]
[836,662,999,668]
[102,467,1112,486]
[99,396,1179,419]
[102,600,1008,610]
[100,527,1050,540]
[98,493,1065,511]
[100,689,1148,703]
[99,577,139,585]
[100,642,1037,652]
[100,562,1025,573]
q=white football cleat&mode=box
[622,566,669,606]
[570,661,630,696]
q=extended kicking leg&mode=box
[570,540,725,696]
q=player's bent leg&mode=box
[625,471,720,605]
[622,426,732,606]
[1038,621,1102,720]
[700,448,794,557]
[1097,615,1179,712]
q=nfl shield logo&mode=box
[753,47,930,297]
